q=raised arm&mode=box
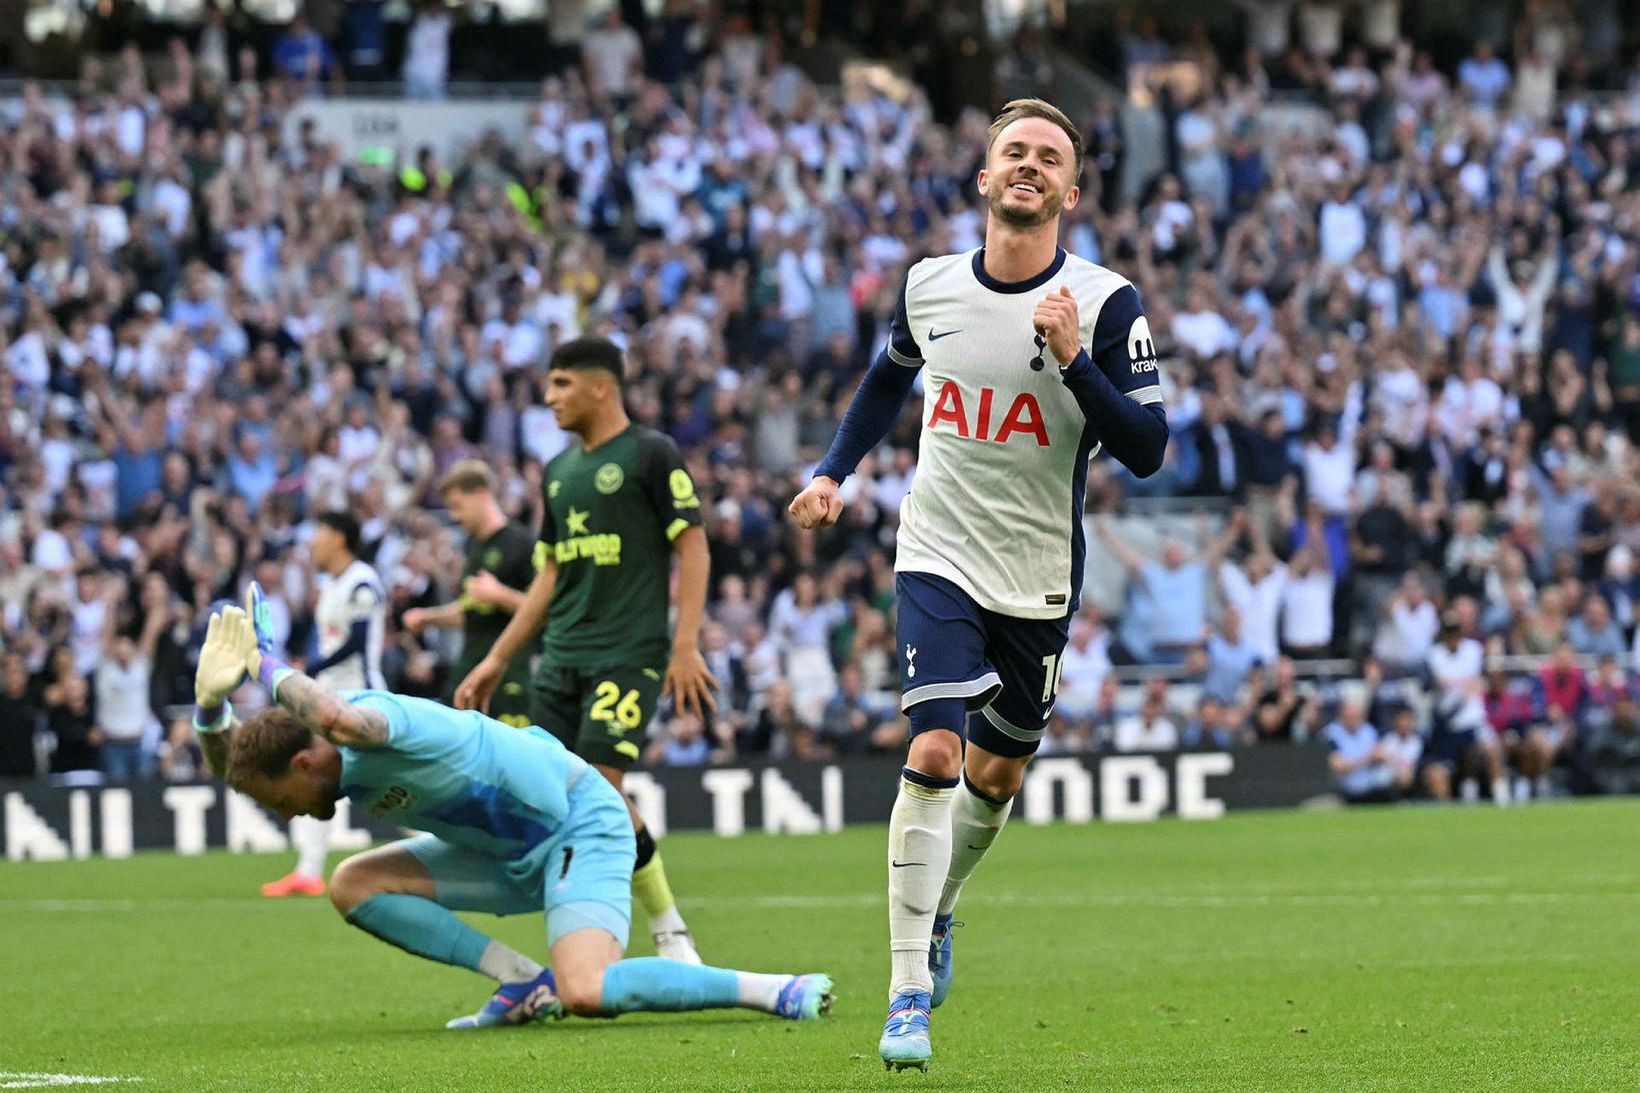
[1093,514,1148,574]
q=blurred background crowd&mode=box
[1,0,1638,805]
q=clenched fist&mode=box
[1032,284,1081,367]
[789,475,844,529]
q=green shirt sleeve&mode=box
[638,433,704,543]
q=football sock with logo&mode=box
[291,814,330,878]
[599,958,786,1014]
[938,776,1014,919]
[632,824,686,932]
[345,893,494,974]
[480,941,546,985]
[888,768,956,1000]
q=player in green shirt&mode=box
[457,336,718,966]
[404,461,538,726]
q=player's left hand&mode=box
[466,570,507,606]
[664,644,720,719]
[1032,284,1081,367]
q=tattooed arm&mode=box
[267,668,391,749]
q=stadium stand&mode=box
[1,2,1638,805]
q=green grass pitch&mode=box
[3,800,1637,1091]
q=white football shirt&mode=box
[891,247,1164,619]
[314,559,386,691]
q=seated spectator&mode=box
[1377,706,1425,799]
[1585,690,1640,796]
[644,713,712,767]
[1038,713,1089,756]
[819,663,900,756]
[1057,611,1113,721]
[1567,595,1626,658]
[1114,679,1181,753]
[1181,695,1247,750]
[1325,699,1393,803]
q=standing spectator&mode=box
[0,653,38,777]
[1252,656,1317,742]
[403,0,454,101]
[1201,607,1262,704]
[1456,40,1511,109]
[583,10,644,101]
[1280,511,1337,658]
[93,584,163,780]
[272,15,338,95]
[1424,614,1507,804]
[769,572,847,725]
[43,664,98,776]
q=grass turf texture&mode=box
[2,800,1637,1091]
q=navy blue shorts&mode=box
[896,572,1072,758]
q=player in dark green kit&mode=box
[457,337,718,965]
[404,461,537,726]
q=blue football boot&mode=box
[445,969,563,1029]
[879,990,932,1071]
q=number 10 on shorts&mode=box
[1040,654,1064,704]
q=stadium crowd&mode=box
[1,5,1638,803]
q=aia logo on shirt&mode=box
[926,381,1049,446]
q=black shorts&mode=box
[530,663,663,770]
[445,662,532,728]
[896,572,1071,759]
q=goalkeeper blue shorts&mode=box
[399,772,634,948]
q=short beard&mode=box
[988,185,1063,229]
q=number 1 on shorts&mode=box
[1040,653,1064,704]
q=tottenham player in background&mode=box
[261,510,386,898]
[790,98,1168,1071]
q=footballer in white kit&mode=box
[791,99,1169,1071]
[261,511,386,898]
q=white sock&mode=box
[887,772,955,1001]
[478,940,544,985]
[938,778,1013,918]
[735,971,789,1012]
[649,905,687,934]
[291,815,330,878]
[1491,777,1510,807]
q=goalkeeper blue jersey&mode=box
[337,691,592,868]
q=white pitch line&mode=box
[7,889,1632,914]
[0,1075,142,1088]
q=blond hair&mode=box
[437,459,498,497]
[986,98,1084,179]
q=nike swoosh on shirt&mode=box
[891,861,926,868]
[927,329,962,341]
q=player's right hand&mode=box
[402,608,428,634]
[453,657,502,714]
[788,476,844,529]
